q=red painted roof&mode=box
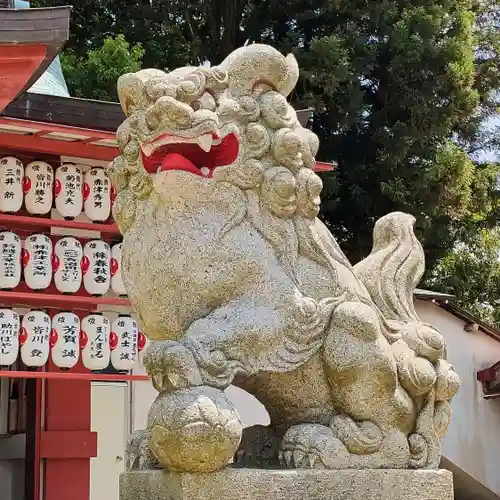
[0,6,70,112]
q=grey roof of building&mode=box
[2,92,312,132]
[414,289,500,342]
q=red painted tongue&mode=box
[160,153,201,176]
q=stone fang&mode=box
[197,134,212,152]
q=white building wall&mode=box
[130,364,156,432]
[90,383,129,500]
[416,300,500,497]
[0,460,24,500]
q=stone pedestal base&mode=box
[120,468,454,500]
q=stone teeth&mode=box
[197,134,212,152]
[200,167,210,177]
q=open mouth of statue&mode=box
[141,132,239,178]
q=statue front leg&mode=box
[141,334,244,473]
[140,332,244,472]
[179,293,337,388]
[142,292,336,473]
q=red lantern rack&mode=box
[0,212,119,235]
[0,155,146,382]
[0,371,147,381]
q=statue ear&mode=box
[117,73,145,116]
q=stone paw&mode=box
[143,340,203,391]
[125,429,159,471]
[279,424,350,469]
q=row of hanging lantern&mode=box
[0,157,113,222]
[0,232,126,296]
[0,309,147,372]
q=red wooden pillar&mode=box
[41,311,97,500]
[25,377,43,500]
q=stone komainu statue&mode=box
[110,44,459,473]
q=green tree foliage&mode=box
[428,159,500,324]
[428,226,500,327]
[462,0,500,155]
[33,0,500,319]
[60,34,144,101]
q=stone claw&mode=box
[279,444,324,469]
[143,340,203,392]
[125,429,159,471]
[292,450,306,467]
[308,453,321,468]
[280,423,351,469]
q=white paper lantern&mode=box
[20,310,50,367]
[0,156,24,213]
[81,313,110,371]
[55,164,83,220]
[110,315,139,372]
[0,231,21,290]
[82,240,110,296]
[110,242,126,296]
[51,311,80,369]
[24,161,54,215]
[53,237,83,294]
[23,234,53,291]
[83,168,111,222]
[0,309,20,366]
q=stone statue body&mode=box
[111,44,459,473]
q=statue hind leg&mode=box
[279,300,415,469]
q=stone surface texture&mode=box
[120,469,454,500]
[111,43,460,474]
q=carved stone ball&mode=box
[147,385,243,472]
